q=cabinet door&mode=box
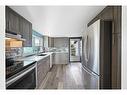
[29,23,32,46]
[6,7,20,34]
[43,36,49,48]
[37,60,45,88]
[42,56,50,77]
[37,56,50,88]
[20,17,32,47]
[112,33,121,88]
[45,56,50,72]
[6,6,9,31]
[48,37,54,47]
[113,6,121,33]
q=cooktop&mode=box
[6,60,36,79]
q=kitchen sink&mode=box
[37,54,47,56]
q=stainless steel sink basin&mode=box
[37,54,47,56]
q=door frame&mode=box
[69,37,82,63]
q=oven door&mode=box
[6,65,36,89]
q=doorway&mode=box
[69,37,82,62]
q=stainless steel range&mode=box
[6,58,37,89]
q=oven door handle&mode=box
[6,64,36,87]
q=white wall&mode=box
[122,6,127,89]
[0,6,5,89]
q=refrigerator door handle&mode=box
[85,35,90,63]
[84,35,88,63]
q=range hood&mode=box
[6,31,26,41]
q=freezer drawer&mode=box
[82,67,99,89]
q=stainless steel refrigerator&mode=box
[82,19,112,89]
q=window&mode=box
[32,35,43,47]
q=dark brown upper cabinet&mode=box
[6,6,32,47]
[6,6,20,34]
[113,6,122,34]
[48,37,54,47]
[88,6,121,34]
[19,17,32,47]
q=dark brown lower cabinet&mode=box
[37,56,50,88]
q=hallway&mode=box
[38,63,99,89]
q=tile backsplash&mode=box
[6,47,22,59]
[22,47,34,57]
[6,46,68,59]
[6,46,43,59]
[22,46,42,57]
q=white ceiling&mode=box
[10,6,105,37]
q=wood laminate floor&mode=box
[38,63,99,89]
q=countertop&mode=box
[16,52,53,62]
[53,51,68,53]
[15,51,68,62]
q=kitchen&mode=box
[5,6,121,89]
